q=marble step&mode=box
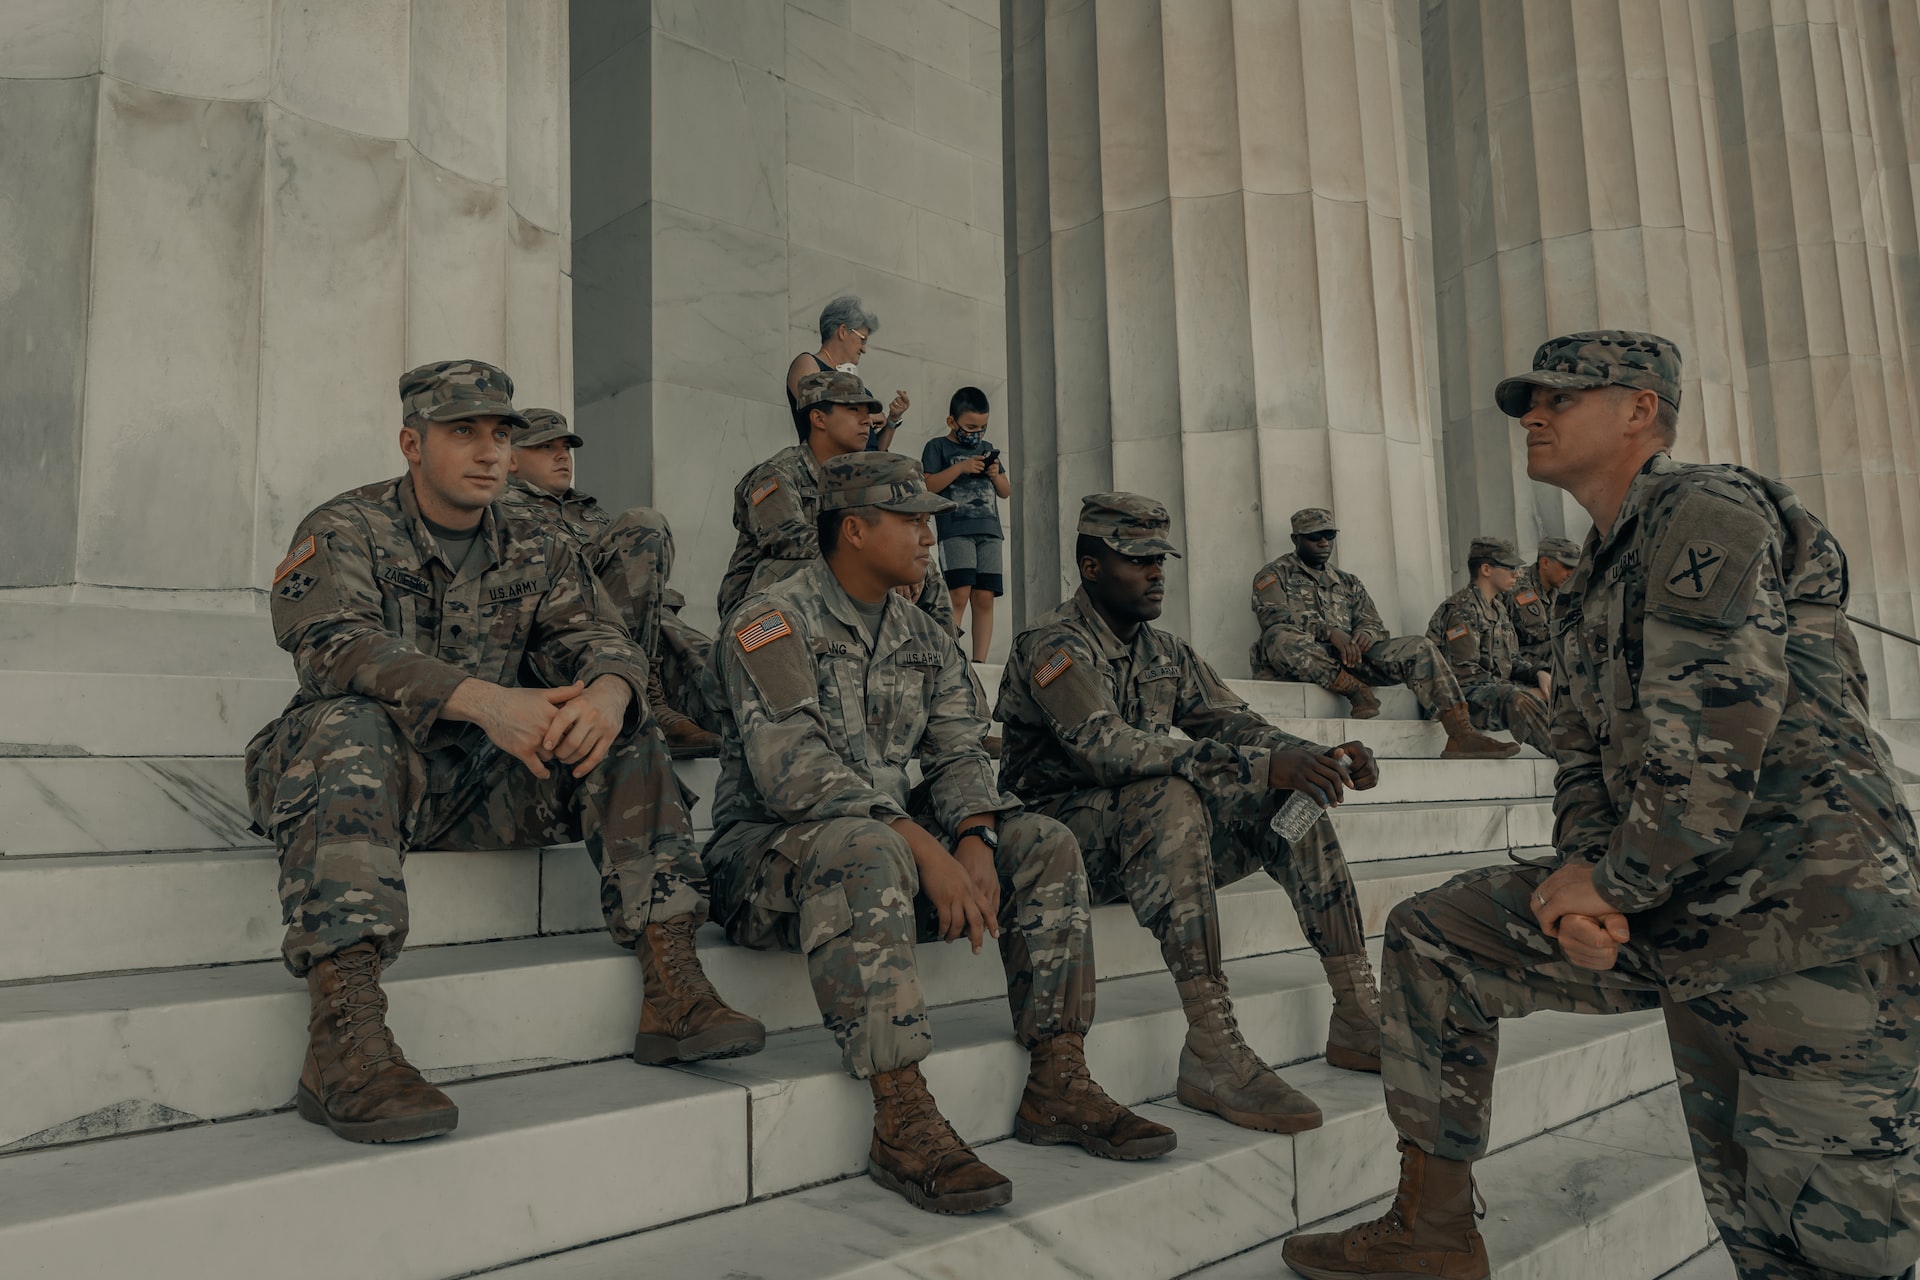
[476,1015,1675,1280]
[0,854,1504,1148]
[0,751,1551,858]
[1657,1249,1737,1279]
[1195,1085,1714,1280]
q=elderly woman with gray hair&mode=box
[787,294,909,450]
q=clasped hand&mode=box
[1530,861,1631,970]
[454,675,631,780]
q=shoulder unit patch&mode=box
[273,535,316,585]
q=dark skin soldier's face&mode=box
[1081,546,1166,633]
[1292,528,1336,569]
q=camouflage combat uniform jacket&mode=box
[1428,584,1538,687]
[718,444,955,632]
[997,586,1326,807]
[498,476,612,547]
[710,558,1013,840]
[1505,564,1555,671]
[1554,451,1920,998]
[1250,552,1388,646]
[255,474,649,755]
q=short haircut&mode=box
[1075,533,1110,579]
[1654,397,1679,444]
[817,505,883,558]
[818,295,879,344]
[949,386,991,420]
[1468,556,1496,579]
[792,405,814,441]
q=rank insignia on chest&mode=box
[273,535,316,584]
[1254,572,1277,591]
[1035,649,1074,688]
[1665,541,1726,599]
[737,610,792,652]
[1515,589,1538,605]
[1446,623,1469,641]
[750,479,780,506]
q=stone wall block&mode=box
[506,0,566,234]
[1043,220,1113,459]
[1090,0,1170,211]
[1230,0,1309,195]
[0,0,104,78]
[789,164,915,278]
[255,107,407,577]
[405,153,509,369]
[854,0,968,79]
[914,60,1000,161]
[790,86,857,184]
[656,0,786,74]
[1177,427,1261,660]
[1243,190,1327,428]
[410,0,507,185]
[572,203,651,409]
[1170,193,1257,433]
[1041,1,1104,234]
[79,82,265,590]
[0,77,97,586]
[786,7,912,121]
[653,35,786,238]
[507,216,567,415]
[103,0,269,99]
[1313,193,1386,432]
[1300,0,1366,203]
[854,115,973,218]
[569,33,649,240]
[271,0,408,139]
[1160,0,1242,199]
[914,208,1002,301]
[1098,201,1181,443]
[651,202,787,406]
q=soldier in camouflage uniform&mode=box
[705,453,1175,1215]
[501,409,719,757]
[245,361,763,1147]
[1285,332,1920,1280]
[1424,536,1554,758]
[1250,510,1519,760]
[996,492,1387,1137]
[1505,536,1580,678]
[718,370,955,634]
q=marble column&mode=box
[1005,0,1449,667]
[0,0,571,602]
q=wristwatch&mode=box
[955,824,999,851]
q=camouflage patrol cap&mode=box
[1290,508,1338,536]
[797,369,883,414]
[397,359,531,431]
[819,452,955,514]
[514,408,583,449]
[1079,492,1182,559]
[1469,535,1524,570]
[1536,536,1582,568]
[1494,330,1683,418]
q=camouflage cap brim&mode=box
[802,392,885,413]
[515,425,584,449]
[1294,518,1338,535]
[414,397,533,431]
[820,483,957,514]
[1104,534,1182,559]
[1493,370,1611,418]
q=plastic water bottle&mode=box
[1269,751,1353,843]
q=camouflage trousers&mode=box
[659,607,718,731]
[245,695,707,976]
[1461,678,1552,756]
[703,813,1096,1079]
[587,508,716,725]
[1383,861,1920,1280]
[1035,775,1366,975]
[1251,629,1464,718]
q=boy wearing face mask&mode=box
[921,387,1010,661]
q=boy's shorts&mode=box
[939,534,1003,596]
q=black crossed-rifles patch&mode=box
[1665,541,1725,599]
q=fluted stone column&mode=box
[1006,0,1449,668]
[0,0,571,600]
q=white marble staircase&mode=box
[0,601,1736,1279]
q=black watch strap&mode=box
[955,823,999,850]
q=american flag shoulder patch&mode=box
[736,610,793,652]
[1254,572,1277,591]
[1034,649,1074,688]
[750,478,780,506]
[1515,589,1538,605]
[274,535,316,584]
[1445,623,1469,641]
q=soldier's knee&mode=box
[1385,896,1428,948]
[306,696,408,760]
[820,817,916,892]
[1003,813,1089,894]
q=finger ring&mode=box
[1535,892,1546,905]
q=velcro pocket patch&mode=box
[1445,623,1477,662]
[798,886,853,954]
[1032,646,1106,729]
[1254,572,1278,592]
[734,612,815,719]
[751,478,780,506]
[1649,492,1771,629]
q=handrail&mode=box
[1849,614,1920,648]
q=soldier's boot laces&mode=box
[1329,670,1381,720]
[1282,1139,1489,1280]
[648,660,720,759]
[1437,704,1521,761]
[868,1063,1013,1214]
[1175,973,1323,1133]
[633,916,766,1064]
[1014,1033,1178,1160]
[1322,953,1383,1073]
[297,943,458,1144]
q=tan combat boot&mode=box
[1281,1139,1489,1279]
[648,661,720,759]
[1328,670,1381,719]
[633,916,766,1063]
[869,1063,1013,1214]
[296,943,459,1143]
[1175,973,1323,1133]
[1322,954,1383,1073]
[1014,1033,1178,1160]
[1438,704,1521,760]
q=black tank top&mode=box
[785,352,834,412]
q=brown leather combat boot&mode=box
[1328,670,1381,719]
[1322,953,1383,1073]
[633,916,766,1063]
[1014,1033,1178,1160]
[648,661,719,759]
[868,1063,1013,1214]
[1175,973,1322,1133]
[296,943,458,1143]
[1282,1139,1489,1279]
[1438,704,1521,760]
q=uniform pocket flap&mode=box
[798,886,853,954]
[1738,1070,1920,1156]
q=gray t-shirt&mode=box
[423,514,485,578]
[921,434,1002,539]
[849,594,888,647]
